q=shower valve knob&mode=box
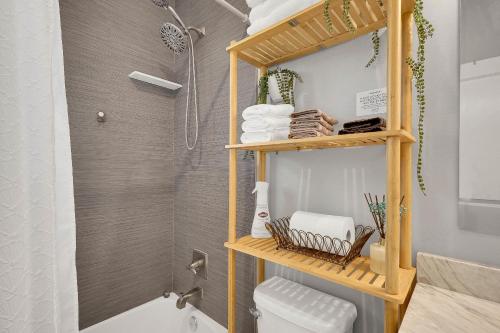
[186,249,208,279]
[186,259,204,274]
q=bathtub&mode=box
[81,294,227,333]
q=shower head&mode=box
[151,0,188,31]
[151,0,201,150]
[153,0,205,55]
[160,23,187,55]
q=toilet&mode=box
[254,276,357,333]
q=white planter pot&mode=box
[268,74,295,104]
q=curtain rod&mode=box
[214,0,249,23]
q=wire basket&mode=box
[265,217,375,269]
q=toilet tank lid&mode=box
[254,276,357,333]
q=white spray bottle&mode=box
[251,181,272,238]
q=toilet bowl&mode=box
[254,276,357,333]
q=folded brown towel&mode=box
[290,124,332,136]
[290,122,333,133]
[289,130,330,139]
[338,125,385,135]
[342,117,386,130]
[291,109,338,126]
[290,118,334,131]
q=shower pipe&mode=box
[214,0,249,23]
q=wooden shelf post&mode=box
[256,151,266,284]
[228,46,238,333]
[255,66,268,286]
[385,0,402,332]
[400,12,414,270]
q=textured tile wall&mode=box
[61,0,256,330]
[173,1,257,332]
[60,0,176,328]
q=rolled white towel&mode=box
[249,0,281,24]
[289,211,356,254]
[246,0,265,9]
[240,128,289,143]
[242,117,291,132]
[247,0,317,35]
[242,104,294,120]
[269,0,317,22]
[247,19,270,36]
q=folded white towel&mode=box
[246,0,265,9]
[247,0,317,35]
[249,0,281,24]
[242,117,291,132]
[289,211,356,254]
[240,128,289,143]
[242,104,294,120]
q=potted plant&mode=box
[364,194,406,275]
[258,67,302,106]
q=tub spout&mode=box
[176,287,203,309]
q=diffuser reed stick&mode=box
[364,193,405,241]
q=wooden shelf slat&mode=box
[226,130,415,152]
[225,236,415,304]
[227,0,414,67]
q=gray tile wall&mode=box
[60,0,176,329]
[61,0,257,330]
[173,1,257,332]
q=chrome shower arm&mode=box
[187,26,206,37]
[163,6,188,32]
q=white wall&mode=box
[265,1,500,332]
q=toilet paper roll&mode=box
[289,211,356,253]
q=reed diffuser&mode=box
[364,194,405,275]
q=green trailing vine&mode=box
[366,1,384,67]
[406,0,434,194]
[342,0,355,32]
[257,75,269,104]
[323,0,333,33]
[257,68,302,106]
[321,0,434,195]
[365,30,380,68]
[322,0,355,33]
[270,68,302,105]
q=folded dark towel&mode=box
[338,125,385,135]
[342,117,386,130]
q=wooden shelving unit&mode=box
[225,1,416,332]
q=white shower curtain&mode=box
[0,0,79,332]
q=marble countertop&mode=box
[399,283,500,333]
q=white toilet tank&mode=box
[254,276,357,333]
